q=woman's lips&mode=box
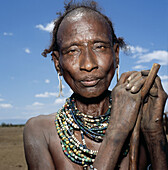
[80,79,100,87]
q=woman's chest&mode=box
[48,129,147,170]
[48,130,102,169]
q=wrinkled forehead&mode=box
[57,8,112,45]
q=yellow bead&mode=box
[66,145,69,148]
[74,149,77,153]
[81,154,84,158]
[70,145,73,148]
[66,141,69,144]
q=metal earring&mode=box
[57,73,63,97]
[117,65,120,82]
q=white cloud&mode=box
[45,79,50,84]
[54,98,66,104]
[36,21,55,32]
[128,45,148,58]
[3,32,13,36]
[132,65,147,70]
[25,48,31,54]
[129,45,148,54]
[35,92,58,98]
[129,45,168,66]
[32,102,44,106]
[25,102,45,112]
[137,50,168,65]
[0,98,4,102]
[0,103,13,108]
[160,75,168,80]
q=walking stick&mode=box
[129,63,160,170]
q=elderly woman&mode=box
[23,1,167,170]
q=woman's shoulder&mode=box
[26,113,55,127]
[23,113,56,139]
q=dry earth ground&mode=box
[0,127,27,170]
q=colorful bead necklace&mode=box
[55,94,129,169]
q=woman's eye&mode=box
[68,49,76,54]
[97,46,105,49]
[67,49,79,55]
[94,45,106,51]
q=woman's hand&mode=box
[110,70,167,133]
[139,71,168,170]
[109,71,145,134]
[140,70,167,132]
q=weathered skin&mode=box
[23,9,168,170]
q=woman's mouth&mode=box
[80,79,100,87]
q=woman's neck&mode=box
[73,90,111,117]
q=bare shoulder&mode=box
[23,113,57,145]
[23,113,58,169]
[24,113,56,130]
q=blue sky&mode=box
[0,0,168,124]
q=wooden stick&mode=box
[129,63,160,170]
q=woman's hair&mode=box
[42,0,126,57]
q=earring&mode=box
[57,73,63,97]
[117,65,120,82]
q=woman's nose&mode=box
[79,48,98,72]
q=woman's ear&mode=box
[51,51,62,75]
[113,44,119,68]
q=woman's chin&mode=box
[74,88,109,99]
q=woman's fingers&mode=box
[149,82,158,97]
[127,72,139,83]
[126,72,147,93]
[117,71,136,85]
[130,77,146,93]
[117,71,166,98]
[154,76,167,100]
[141,70,150,76]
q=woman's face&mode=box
[56,10,119,98]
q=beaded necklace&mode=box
[55,94,129,169]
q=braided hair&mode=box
[42,0,126,57]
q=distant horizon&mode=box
[0,119,27,125]
[1,111,168,125]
